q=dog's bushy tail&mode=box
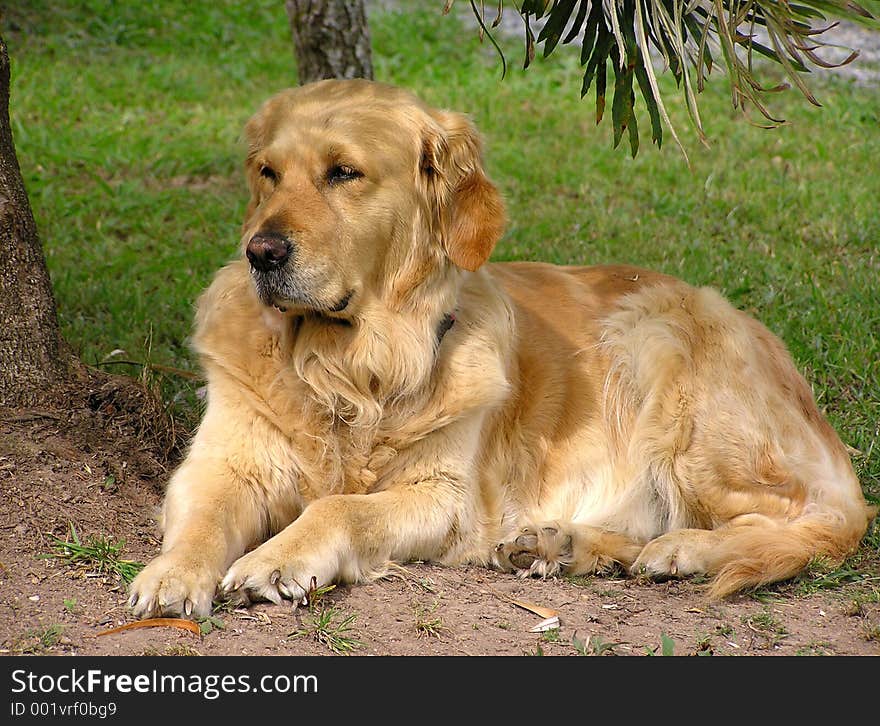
[706,502,877,599]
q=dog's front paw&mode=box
[128,552,218,619]
[220,542,326,607]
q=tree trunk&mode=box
[285,0,373,84]
[0,34,82,408]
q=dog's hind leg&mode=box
[493,522,642,578]
[631,507,873,599]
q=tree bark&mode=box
[0,34,81,408]
[285,0,374,84]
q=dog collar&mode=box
[436,312,456,346]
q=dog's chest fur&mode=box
[194,262,515,504]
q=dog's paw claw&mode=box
[222,549,312,607]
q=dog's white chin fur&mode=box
[260,304,288,333]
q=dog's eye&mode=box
[326,165,363,186]
[259,165,278,183]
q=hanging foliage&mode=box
[447,0,879,157]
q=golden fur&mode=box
[129,79,874,619]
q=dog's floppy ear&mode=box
[422,111,506,272]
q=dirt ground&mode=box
[1,374,878,658]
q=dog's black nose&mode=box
[246,232,291,272]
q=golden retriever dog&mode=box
[129,79,875,619]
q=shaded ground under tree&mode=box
[2,394,878,656]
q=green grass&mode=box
[3,2,878,503]
[412,599,446,638]
[644,632,678,656]
[572,632,623,655]
[287,581,362,654]
[196,615,226,636]
[743,609,789,647]
[43,523,145,584]
[291,604,362,655]
[12,624,65,654]
[795,641,835,655]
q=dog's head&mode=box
[240,79,505,318]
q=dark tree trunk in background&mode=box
[286,0,373,84]
[0,34,82,408]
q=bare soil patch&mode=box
[1,376,878,657]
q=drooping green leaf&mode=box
[682,14,713,78]
[522,9,537,69]
[808,0,878,26]
[740,35,809,73]
[538,0,578,57]
[627,97,640,157]
[788,3,829,20]
[579,0,604,66]
[634,51,663,147]
[563,0,591,44]
[581,20,613,99]
[595,51,608,124]
[610,46,630,149]
[468,0,508,78]
[519,0,545,15]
